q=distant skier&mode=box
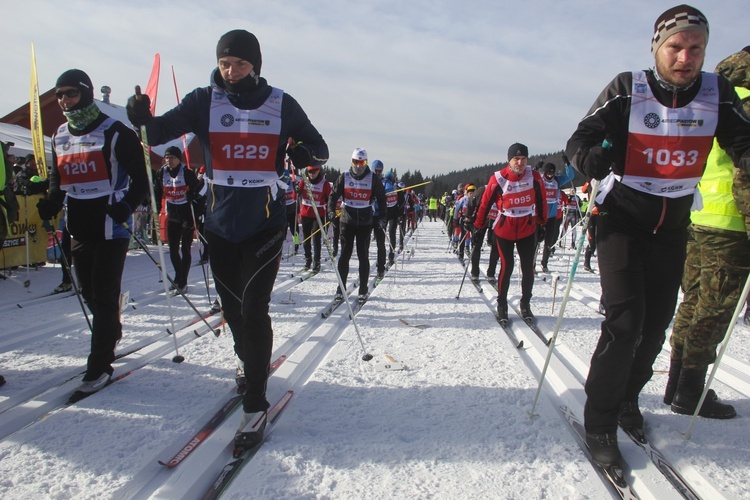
[298,165,330,272]
[327,148,386,303]
[154,146,205,294]
[473,143,547,323]
[539,161,575,272]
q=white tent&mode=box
[0,99,193,165]
[0,122,52,163]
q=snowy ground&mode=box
[0,219,749,499]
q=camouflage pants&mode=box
[670,225,750,368]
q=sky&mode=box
[1,0,746,176]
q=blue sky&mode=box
[1,0,744,176]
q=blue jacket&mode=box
[545,163,575,218]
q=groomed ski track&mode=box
[0,221,748,498]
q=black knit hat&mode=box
[55,69,94,109]
[651,5,709,54]
[543,162,556,173]
[216,29,262,75]
[164,146,182,161]
[507,143,529,161]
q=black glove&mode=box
[327,211,336,222]
[181,219,194,231]
[398,216,404,225]
[537,225,546,242]
[36,198,61,221]
[107,201,132,224]
[582,146,612,180]
[378,218,387,230]
[462,216,474,231]
[286,143,312,170]
[126,94,152,127]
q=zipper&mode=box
[653,197,666,234]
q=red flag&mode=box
[171,65,191,167]
[145,53,160,115]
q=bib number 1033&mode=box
[221,144,270,160]
[642,148,699,167]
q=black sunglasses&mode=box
[55,89,80,99]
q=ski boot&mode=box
[585,432,622,468]
[519,301,534,321]
[233,410,267,457]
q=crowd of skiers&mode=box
[3,3,750,474]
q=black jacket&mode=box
[328,167,387,227]
[566,70,750,235]
[142,70,328,243]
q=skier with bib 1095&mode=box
[126,29,328,453]
[472,143,548,324]
[565,5,750,469]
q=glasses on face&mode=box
[352,159,366,166]
[55,89,80,100]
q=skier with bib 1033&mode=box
[565,5,750,468]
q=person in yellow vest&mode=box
[666,47,750,420]
[427,195,438,222]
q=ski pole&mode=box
[455,231,473,300]
[528,178,600,418]
[682,270,750,440]
[551,275,559,314]
[22,190,30,289]
[126,224,220,338]
[189,202,212,306]
[134,87,183,363]
[300,166,372,361]
[44,220,93,333]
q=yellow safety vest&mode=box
[691,86,750,232]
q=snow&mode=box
[0,220,749,499]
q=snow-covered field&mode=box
[0,219,748,499]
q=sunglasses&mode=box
[55,89,80,100]
[352,159,367,166]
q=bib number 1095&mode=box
[642,148,699,167]
[221,144,270,160]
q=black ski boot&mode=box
[519,301,534,321]
[663,358,682,405]
[234,410,267,457]
[671,367,736,419]
[304,258,312,271]
[617,400,644,430]
[312,260,321,273]
[585,432,622,467]
[497,300,508,324]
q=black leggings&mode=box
[206,227,284,413]
[337,223,371,295]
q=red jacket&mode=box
[474,166,547,241]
